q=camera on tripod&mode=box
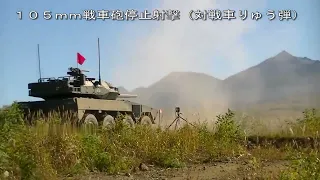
[167,106,195,130]
[175,107,180,113]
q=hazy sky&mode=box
[1,0,320,106]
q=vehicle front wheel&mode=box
[139,116,152,126]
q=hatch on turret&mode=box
[101,81,110,88]
[84,81,94,86]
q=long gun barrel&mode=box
[118,94,138,98]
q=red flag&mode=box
[77,53,86,65]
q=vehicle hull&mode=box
[18,98,159,125]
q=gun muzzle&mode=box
[118,94,138,98]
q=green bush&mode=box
[81,135,112,172]
[215,109,244,143]
[280,151,320,180]
[0,104,319,179]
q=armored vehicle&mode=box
[18,67,159,128]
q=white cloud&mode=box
[111,0,266,90]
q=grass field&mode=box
[0,103,319,179]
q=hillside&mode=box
[224,51,320,109]
[118,51,320,120]
[130,72,227,120]
[118,86,129,94]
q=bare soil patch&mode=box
[66,160,289,180]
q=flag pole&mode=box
[98,38,101,85]
[76,53,78,68]
[37,44,42,82]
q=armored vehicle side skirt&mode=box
[18,97,158,125]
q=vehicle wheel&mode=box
[122,115,135,128]
[83,114,98,126]
[102,115,115,129]
[140,116,152,126]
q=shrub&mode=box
[280,150,320,180]
[0,104,319,179]
[215,109,244,143]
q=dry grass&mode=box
[0,103,319,179]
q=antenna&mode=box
[97,38,101,85]
[37,44,42,82]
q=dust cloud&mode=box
[112,0,265,90]
[110,0,267,121]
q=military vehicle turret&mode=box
[28,67,137,100]
[18,67,159,128]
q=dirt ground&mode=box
[66,160,289,180]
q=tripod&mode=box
[167,107,195,130]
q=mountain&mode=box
[118,86,129,94]
[130,72,227,120]
[223,51,320,109]
[118,51,320,119]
